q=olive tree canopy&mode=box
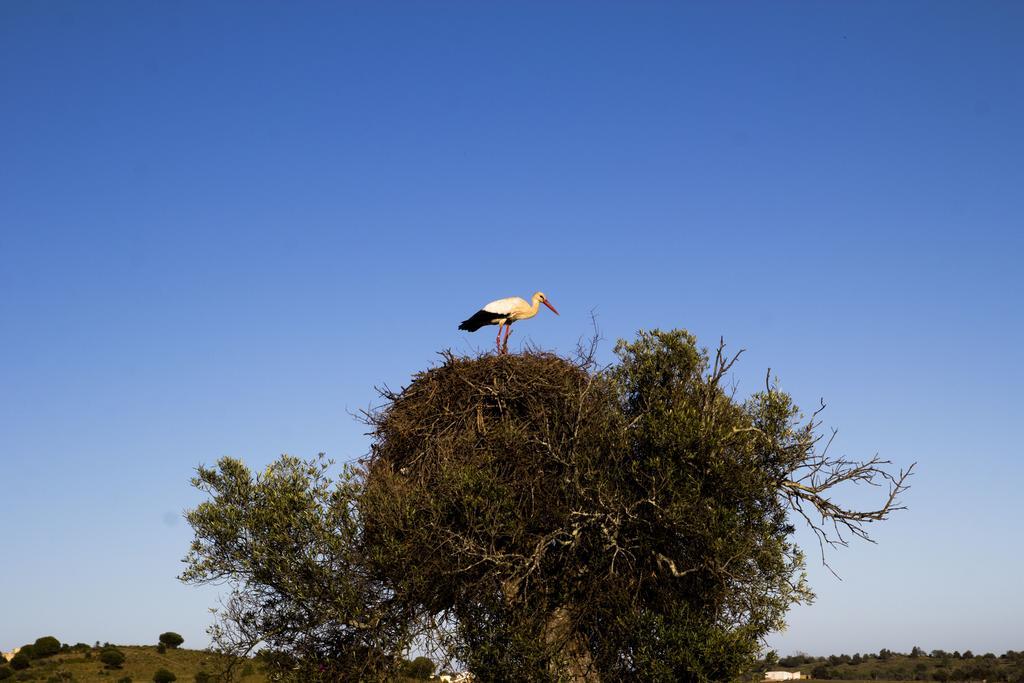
[182,329,912,682]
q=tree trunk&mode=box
[544,607,599,682]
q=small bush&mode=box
[153,670,177,683]
[0,665,12,680]
[156,644,166,655]
[193,674,211,683]
[16,646,34,661]
[100,649,126,669]
[400,656,436,679]
[157,634,183,649]
[33,638,60,659]
[8,655,29,671]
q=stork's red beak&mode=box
[543,300,559,315]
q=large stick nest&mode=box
[359,350,623,612]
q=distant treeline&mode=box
[759,647,1024,681]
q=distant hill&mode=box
[752,649,1024,682]
[0,644,265,683]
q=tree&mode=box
[152,669,176,683]
[811,664,833,679]
[8,654,29,671]
[100,648,126,669]
[400,656,436,679]
[183,331,912,682]
[158,633,184,649]
[32,638,60,659]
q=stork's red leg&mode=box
[503,325,513,353]
[495,323,504,352]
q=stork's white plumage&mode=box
[459,291,559,353]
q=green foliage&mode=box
[780,653,814,667]
[100,648,126,669]
[399,656,435,679]
[183,454,401,681]
[183,330,909,682]
[8,655,29,671]
[811,664,832,679]
[157,635,183,650]
[193,673,211,683]
[0,665,12,680]
[156,644,166,655]
[17,646,35,661]
[32,638,61,659]
[152,669,176,683]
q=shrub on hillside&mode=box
[100,648,126,669]
[8,655,29,671]
[193,673,211,683]
[158,634,184,649]
[811,664,833,679]
[16,646,34,661]
[33,638,61,659]
[0,665,12,680]
[156,643,166,654]
[153,669,176,683]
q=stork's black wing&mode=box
[459,309,505,332]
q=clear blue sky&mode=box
[2,1,1021,658]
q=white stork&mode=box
[459,291,559,353]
